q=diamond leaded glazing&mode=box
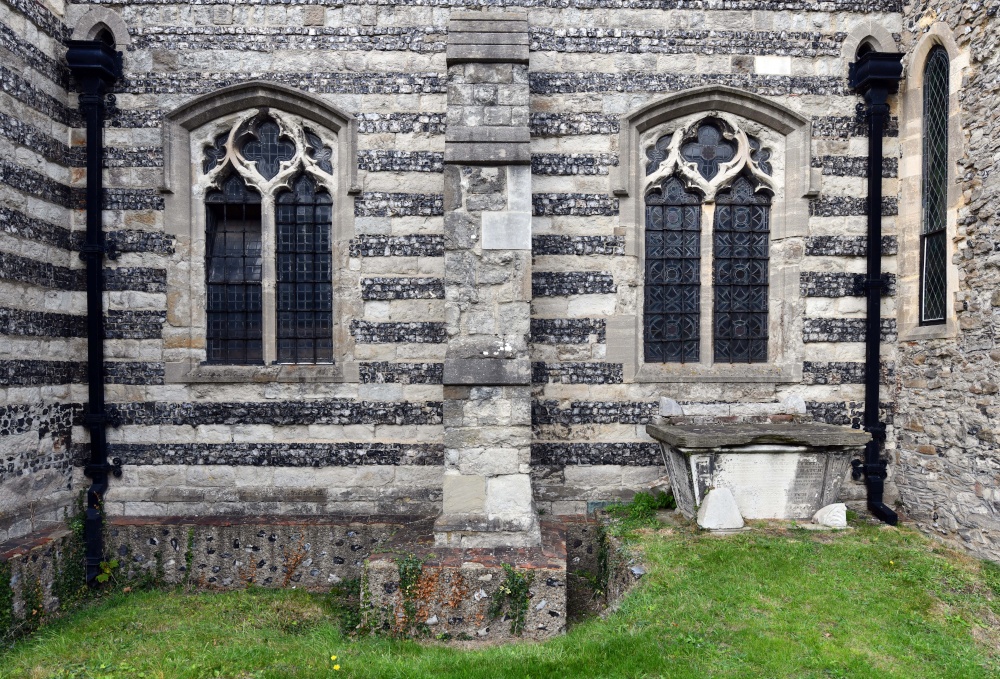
[921,46,949,325]
[713,176,770,363]
[644,177,702,363]
[681,121,736,181]
[276,175,334,364]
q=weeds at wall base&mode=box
[0,561,14,646]
[1,500,170,651]
[489,564,534,636]
[322,578,362,635]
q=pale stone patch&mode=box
[813,503,848,529]
[697,487,745,531]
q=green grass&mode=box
[2,523,999,679]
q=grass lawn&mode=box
[1,520,999,679]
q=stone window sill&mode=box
[165,361,356,384]
[898,319,958,342]
[632,361,801,384]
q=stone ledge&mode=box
[446,126,530,143]
[0,526,70,562]
[646,422,871,450]
[434,513,540,537]
[450,33,530,45]
[446,44,529,64]
[444,142,530,165]
[447,13,529,64]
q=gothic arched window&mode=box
[201,111,338,365]
[643,117,775,364]
[920,46,950,325]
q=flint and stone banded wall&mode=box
[0,0,80,544]
[524,5,905,513]
[1,0,919,539]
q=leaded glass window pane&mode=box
[276,174,334,364]
[644,177,701,363]
[713,176,770,363]
[921,46,949,325]
[205,175,263,364]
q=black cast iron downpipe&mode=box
[65,40,123,583]
[848,51,904,526]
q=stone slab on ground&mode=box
[646,422,872,449]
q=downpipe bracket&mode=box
[84,457,123,480]
[79,241,120,262]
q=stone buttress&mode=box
[434,11,539,548]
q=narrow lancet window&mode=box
[713,176,770,363]
[644,177,702,363]
[205,175,263,364]
[920,46,950,325]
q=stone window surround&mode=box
[897,24,967,342]
[160,81,361,384]
[69,7,131,47]
[609,87,818,384]
[840,21,898,72]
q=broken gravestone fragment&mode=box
[697,487,745,531]
[813,503,848,529]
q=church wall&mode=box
[1,0,923,529]
[0,0,80,542]
[894,3,1000,561]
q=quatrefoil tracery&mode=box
[241,118,296,181]
[643,116,775,202]
[200,109,336,198]
[680,122,737,181]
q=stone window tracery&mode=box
[642,117,775,365]
[199,110,337,365]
